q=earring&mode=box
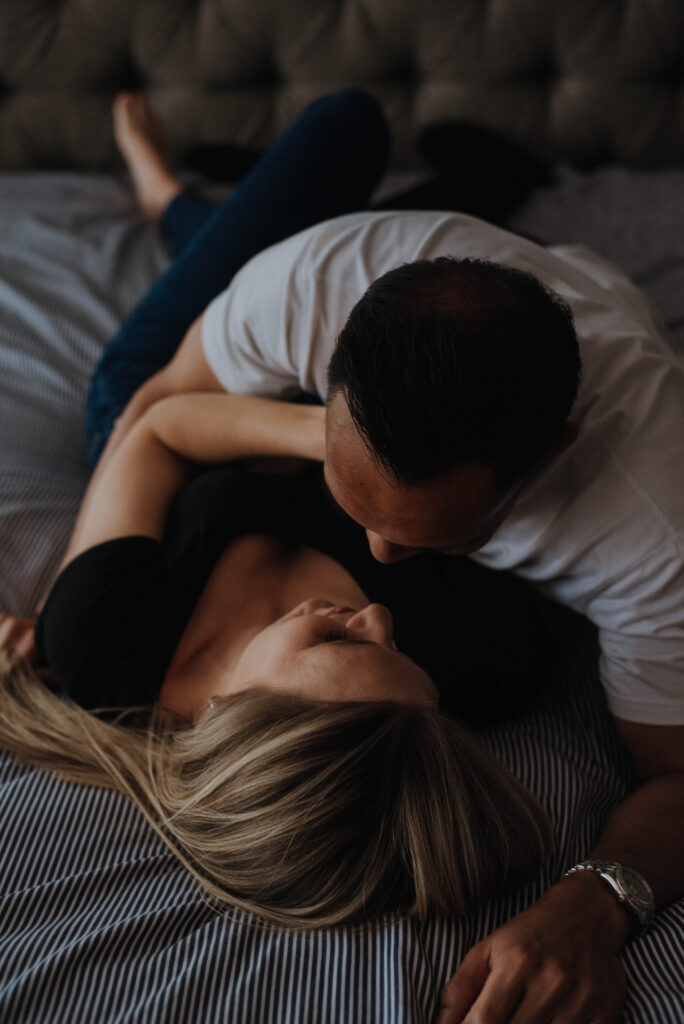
[208,697,217,709]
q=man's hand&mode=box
[437,873,629,1024]
[0,613,39,666]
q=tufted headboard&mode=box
[3,0,684,172]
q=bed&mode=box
[2,1,684,1021]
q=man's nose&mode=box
[366,530,420,564]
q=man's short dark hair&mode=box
[327,257,581,487]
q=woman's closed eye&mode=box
[319,627,373,645]
[320,631,377,648]
[323,629,347,643]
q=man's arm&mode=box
[437,721,684,1024]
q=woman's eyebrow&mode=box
[312,638,428,682]
[318,640,418,668]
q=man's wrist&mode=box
[547,871,634,950]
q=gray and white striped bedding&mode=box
[1,171,683,1022]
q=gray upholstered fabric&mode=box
[507,164,684,352]
[2,0,684,171]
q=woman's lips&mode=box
[326,606,356,616]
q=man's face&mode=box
[324,394,521,563]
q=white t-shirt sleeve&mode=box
[200,241,311,398]
[591,535,684,724]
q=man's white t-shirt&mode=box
[202,210,684,726]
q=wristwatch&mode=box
[563,860,655,936]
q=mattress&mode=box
[1,169,683,1023]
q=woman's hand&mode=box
[0,613,39,666]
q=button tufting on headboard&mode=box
[2,0,683,170]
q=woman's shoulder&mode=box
[35,535,167,710]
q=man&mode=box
[107,203,684,1023]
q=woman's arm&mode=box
[94,315,219,466]
[31,315,222,608]
[60,393,325,570]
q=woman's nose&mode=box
[366,529,420,564]
[345,603,395,646]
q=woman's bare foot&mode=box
[113,92,183,220]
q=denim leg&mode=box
[160,192,218,257]
[86,89,391,466]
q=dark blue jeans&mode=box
[86,89,391,466]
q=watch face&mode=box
[616,865,654,908]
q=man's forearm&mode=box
[588,770,684,911]
[545,769,684,948]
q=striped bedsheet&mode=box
[1,171,683,1023]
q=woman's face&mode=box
[215,599,439,706]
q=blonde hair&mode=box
[0,652,552,930]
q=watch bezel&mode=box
[614,864,655,911]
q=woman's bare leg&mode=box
[112,92,183,220]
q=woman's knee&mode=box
[309,88,391,156]
[327,87,386,123]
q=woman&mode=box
[0,91,554,930]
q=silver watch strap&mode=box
[563,860,654,936]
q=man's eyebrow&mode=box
[321,471,486,552]
[320,474,350,517]
[320,473,378,534]
[321,480,435,550]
